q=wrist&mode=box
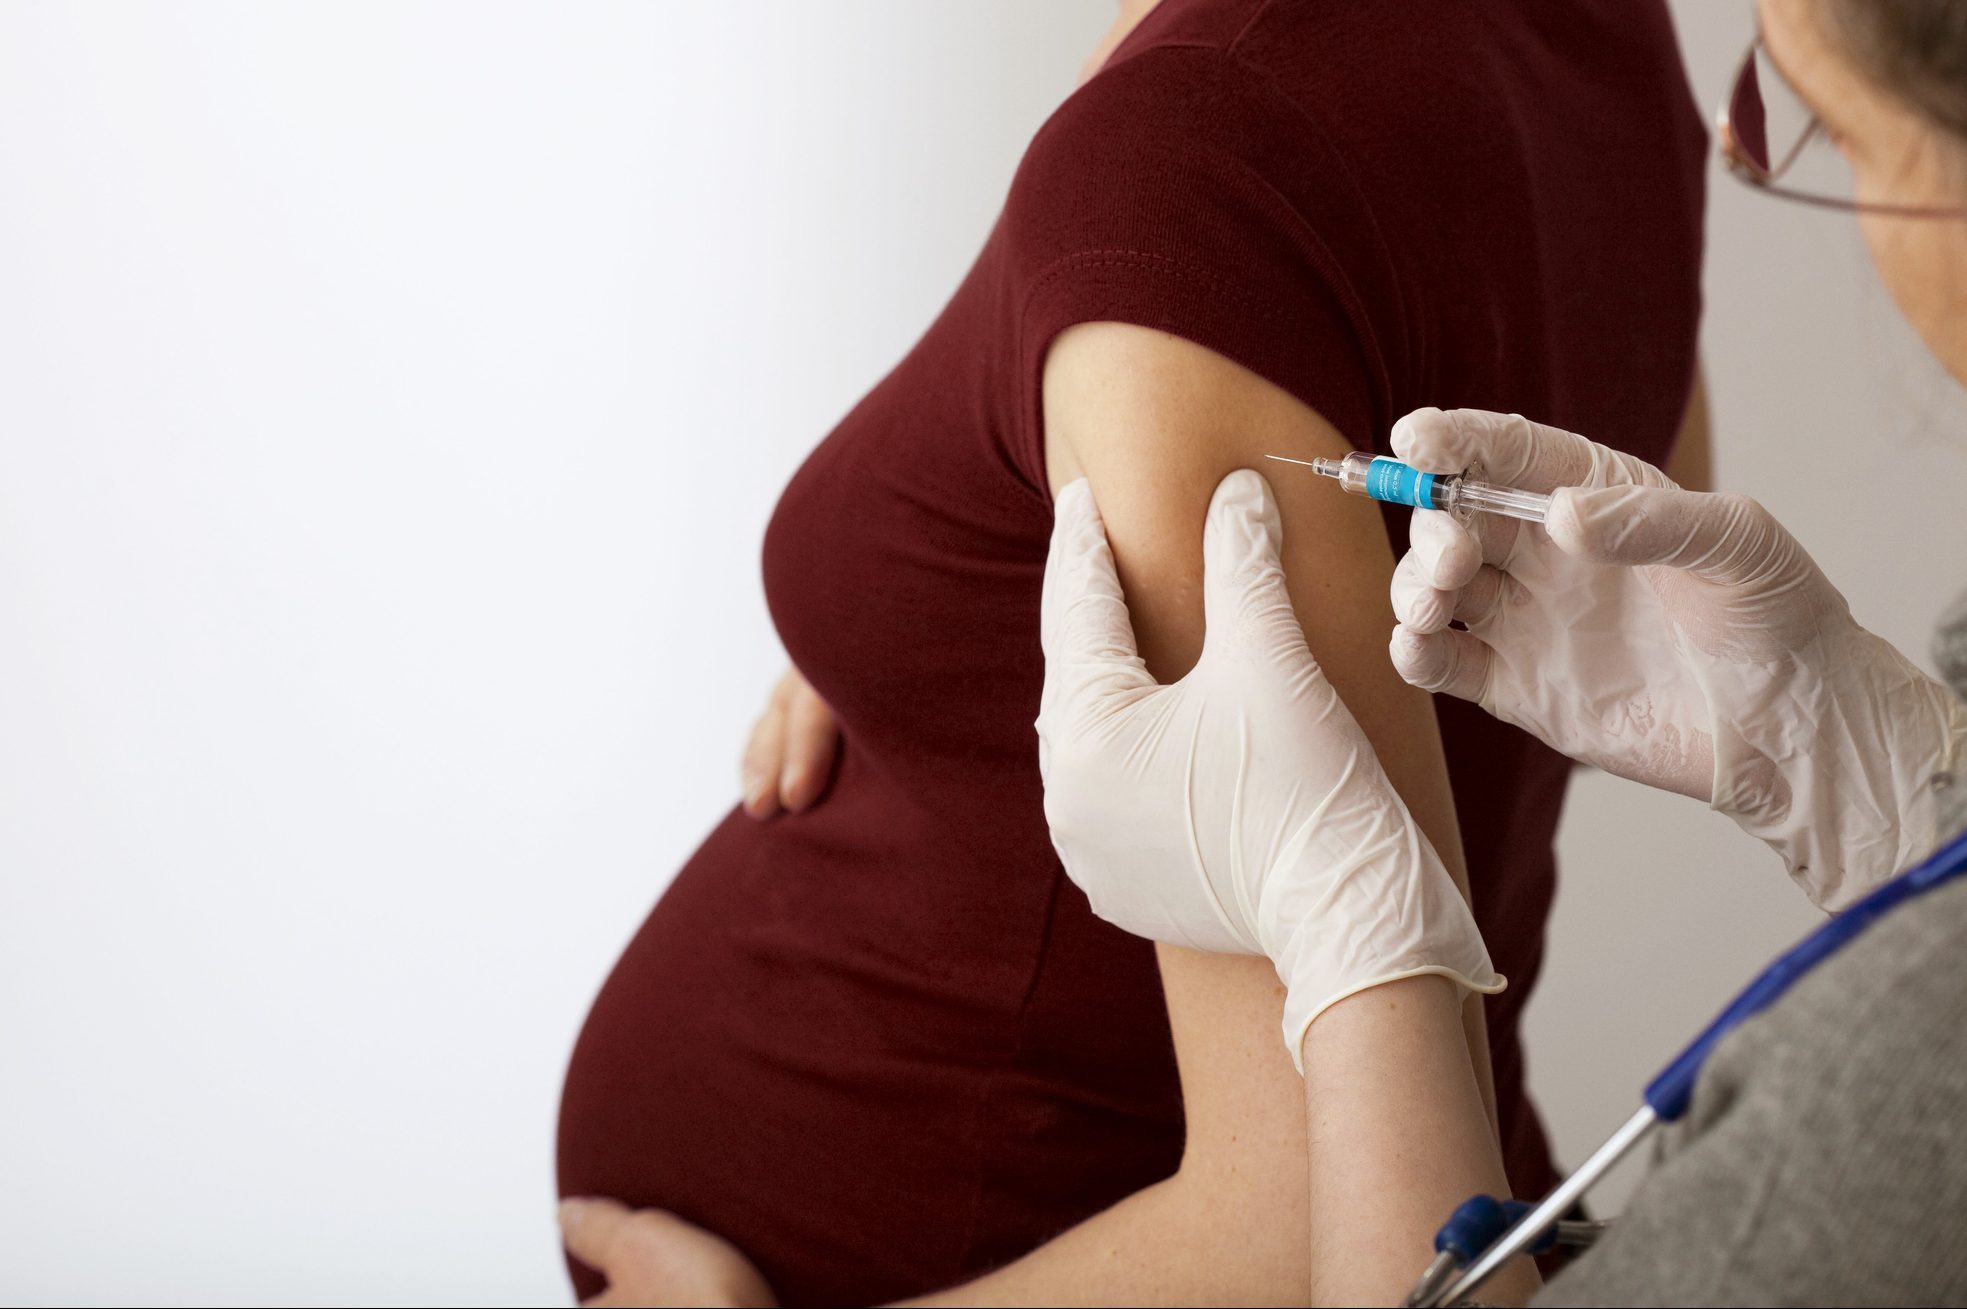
[1723,630,1967,906]
[1267,820,1504,1069]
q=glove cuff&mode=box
[1717,636,1967,909]
[1281,965,1507,1075]
[1910,687,1967,859]
[1263,825,1503,1073]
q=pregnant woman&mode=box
[558,1,1710,1303]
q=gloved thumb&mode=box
[1201,469,1315,672]
[1547,483,1789,588]
[1041,478,1157,686]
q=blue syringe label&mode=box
[1365,457,1439,510]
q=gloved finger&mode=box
[1547,484,1791,587]
[1412,481,1535,572]
[1450,564,1520,631]
[1407,506,1484,587]
[1391,552,1518,635]
[1041,478,1157,684]
[778,680,839,812]
[1389,549,1457,633]
[1391,407,1597,494]
[1201,469,1315,669]
[1389,622,1493,704]
[740,691,788,818]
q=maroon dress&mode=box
[559,2,1707,1302]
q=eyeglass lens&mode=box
[1731,44,1824,184]
[1729,47,1771,174]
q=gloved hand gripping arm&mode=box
[1038,470,1503,1063]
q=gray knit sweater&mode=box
[1536,602,1967,1307]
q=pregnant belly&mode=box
[558,799,1010,1302]
[556,780,1183,1306]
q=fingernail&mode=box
[557,1198,587,1230]
[780,768,805,811]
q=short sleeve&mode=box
[1002,44,1401,489]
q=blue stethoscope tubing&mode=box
[1423,820,1967,1307]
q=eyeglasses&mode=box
[1717,36,1967,219]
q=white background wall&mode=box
[1,3,1961,1305]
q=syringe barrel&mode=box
[1323,452,1551,524]
[1444,479,1552,524]
[1328,452,1454,511]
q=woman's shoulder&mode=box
[1003,0,1700,284]
[1000,34,1385,322]
[1000,34,1396,456]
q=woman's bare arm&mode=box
[1665,363,1712,492]
[903,946,1313,1307]
[1301,976,1539,1305]
[903,322,1510,1305]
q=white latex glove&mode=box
[1038,470,1502,1067]
[1387,407,1967,909]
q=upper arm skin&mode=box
[1044,323,1490,1291]
[1663,361,1711,492]
[902,324,1499,1306]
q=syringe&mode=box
[1266,451,1551,524]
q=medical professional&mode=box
[555,1,1967,1304]
[1038,0,1967,1304]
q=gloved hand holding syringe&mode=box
[1275,410,1965,908]
[1372,407,1966,910]
[1266,450,1552,523]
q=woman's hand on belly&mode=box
[559,1197,776,1308]
[741,666,839,818]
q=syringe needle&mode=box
[1265,452,1346,481]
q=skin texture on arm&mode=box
[1041,321,1496,1127]
[1301,977,1538,1306]
[905,322,1501,1305]
[904,945,1314,1307]
[1664,363,1712,493]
